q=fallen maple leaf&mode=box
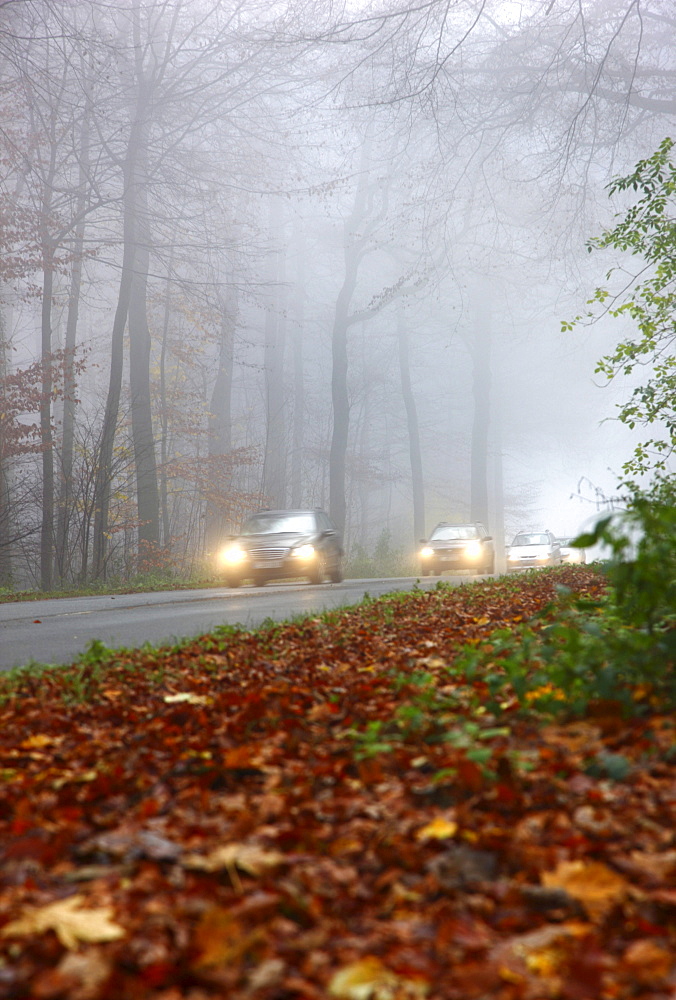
[1,895,125,949]
[182,843,284,875]
[328,956,428,999]
[541,860,629,921]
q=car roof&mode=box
[434,521,485,528]
[250,508,324,516]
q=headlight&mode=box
[464,541,482,559]
[420,546,434,558]
[291,543,315,559]
[218,543,247,566]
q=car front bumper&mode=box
[421,548,488,571]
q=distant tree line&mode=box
[0,0,672,590]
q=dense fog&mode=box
[0,0,673,588]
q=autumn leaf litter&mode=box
[0,566,674,999]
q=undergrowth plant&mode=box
[455,479,676,718]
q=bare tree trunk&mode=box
[92,118,142,578]
[206,284,237,549]
[290,222,305,508]
[55,81,91,583]
[158,268,173,548]
[39,235,55,592]
[262,198,287,509]
[94,1,164,579]
[470,288,491,528]
[329,139,372,536]
[397,309,425,543]
[490,418,506,574]
[329,283,353,537]
[0,308,11,588]
[356,387,370,551]
[128,217,160,559]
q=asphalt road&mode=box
[0,575,473,672]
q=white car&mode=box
[558,536,587,564]
[507,531,562,571]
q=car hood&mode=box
[237,531,319,548]
[429,538,477,547]
[508,544,550,557]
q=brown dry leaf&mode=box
[572,805,617,838]
[491,921,591,983]
[182,843,284,875]
[328,956,428,999]
[540,722,603,754]
[541,861,628,921]
[416,817,458,841]
[192,907,255,968]
[1,895,125,949]
[31,948,112,1000]
[101,688,122,700]
[248,958,286,990]
[627,849,676,883]
[622,939,673,985]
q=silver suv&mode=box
[419,522,494,576]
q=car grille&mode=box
[249,547,288,560]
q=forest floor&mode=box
[0,566,674,1000]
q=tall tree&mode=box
[206,284,237,548]
[469,281,491,528]
[397,308,425,544]
[55,50,95,583]
[262,197,287,509]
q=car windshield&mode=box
[430,525,478,541]
[512,533,550,546]
[241,513,315,535]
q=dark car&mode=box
[216,508,344,587]
[419,522,494,576]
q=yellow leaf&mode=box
[1,895,125,949]
[525,945,565,976]
[416,817,458,841]
[328,958,395,1000]
[20,733,61,749]
[163,692,211,705]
